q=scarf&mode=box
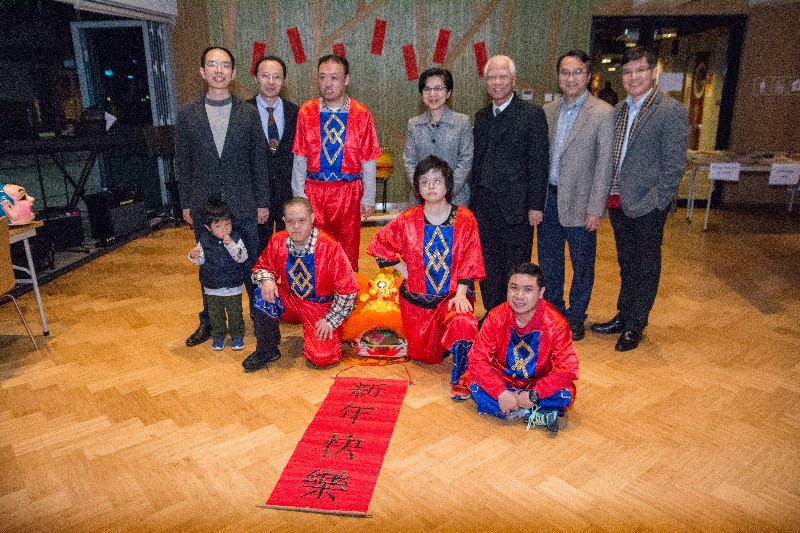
[608,89,658,208]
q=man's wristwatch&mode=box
[528,390,539,404]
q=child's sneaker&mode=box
[211,337,225,351]
[231,337,244,351]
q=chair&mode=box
[1,217,38,350]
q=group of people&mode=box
[176,44,688,432]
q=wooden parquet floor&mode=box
[1,209,800,532]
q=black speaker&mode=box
[38,207,85,250]
[85,186,149,245]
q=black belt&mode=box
[548,183,558,194]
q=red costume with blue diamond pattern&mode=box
[293,98,381,270]
[368,205,485,364]
[466,299,578,412]
[253,229,358,366]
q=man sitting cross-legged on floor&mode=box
[451,262,579,432]
[242,197,358,371]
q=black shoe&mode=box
[186,324,212,347]
[242,349,281,372]
[570,321,585,341]
[615,330,642,352]
[590,316,625,335]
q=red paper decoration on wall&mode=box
[371,19,387,55]
[287,27,306,64]
[433,29,450,64]
[251,41,266,75]
[474,41,488,78]
[402,44,419,81]
[332,42,346,57]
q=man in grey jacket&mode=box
[541,50,614,341]
[591,46,688,351]
[176,46,270,347]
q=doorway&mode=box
[590,15,746,151]
[71,19,176,209]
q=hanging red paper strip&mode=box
[371,19,387,55]
[474,41,488,77]
[432,29,451,64]
[251,41,266,75]
[332,42,346,58]
[287,27,306,64]
[472,41,489,78]
[264,377,408,516]
[402,44,419,81]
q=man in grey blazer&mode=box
[541,50,614,341]
[176,46,270,347]
[249,55,299,251]
[591,46,688,351]
[471,55,549,312]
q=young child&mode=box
[188,200,248,351]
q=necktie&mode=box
[266,106,279,153]
[494,106,500,117]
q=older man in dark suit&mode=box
[471,55,550,313]
[541,50,614,341]
[249,55,298,252]
[176,46,270,347]
[591,46,688,351]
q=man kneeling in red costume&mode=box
[451,263,579,432]
[243,197,358,370]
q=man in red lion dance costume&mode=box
[291,54,381,271]
[243,197,358,370]
[368,156,485,379]
[452,262,579,433]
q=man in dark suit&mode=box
[249,55,298,253]
[541,50,614,341]
[471,55,550,312]
[176,46,270,347]
[591,46,688,351]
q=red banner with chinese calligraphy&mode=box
[263,377,408,516]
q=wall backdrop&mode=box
[191,0,591,203]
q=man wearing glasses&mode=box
[249,55,299,252]
[591,46,688,351]
[540,50,614,342]
[177,46,270,348]
[471,55,549,314]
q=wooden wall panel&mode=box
[174,0,592,203]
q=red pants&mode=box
[400,293,479,364]
[279,284,344,367]
[305,179,363,271]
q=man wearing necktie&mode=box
[250,55,299,253]
[470,55,550,314]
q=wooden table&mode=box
[9,220,48,335]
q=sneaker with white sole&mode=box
[525,405,559,432]
[231,337,244,351]
[211,337,225,351]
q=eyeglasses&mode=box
[205,60,233,70]
[559,69,586,78]
[622,66,652,77]
[422,86,447,94]
[486,74,511,82]
[258,73,283,81]
[420,178,443,187]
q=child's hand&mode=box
[189,247,201,260]
[222,234,232,245]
